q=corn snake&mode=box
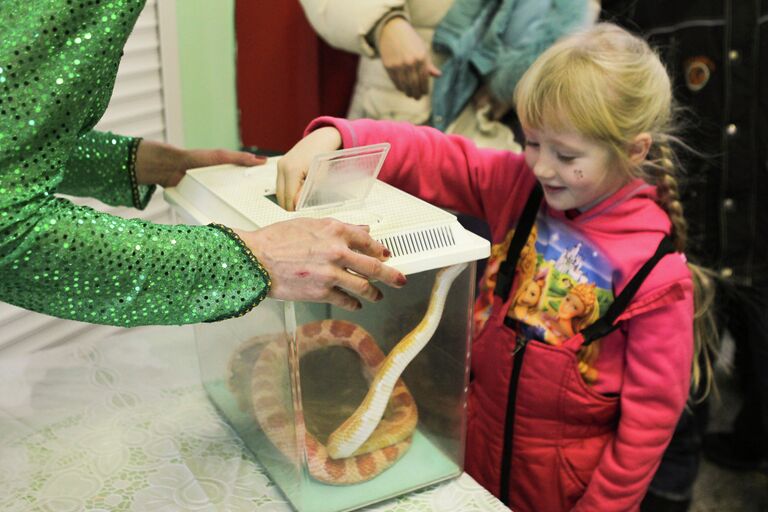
[229,263,467,484]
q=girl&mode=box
[276,23,714,512]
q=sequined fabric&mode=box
[0,1,270,326]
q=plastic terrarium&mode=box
[164,146,489,512]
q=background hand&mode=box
[276,127,342,211]
[236,219,406,311]
[471,85,513,121]
[135,140,267,188]
[378,17,441,100]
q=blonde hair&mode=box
[514,23,717,398]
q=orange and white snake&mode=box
[230,263,467,485]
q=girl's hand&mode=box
[135,140,266,188]
[236,218,406,311]
[276,127,342,211]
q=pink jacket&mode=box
[306,117,694,511]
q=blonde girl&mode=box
[277,22,715,512]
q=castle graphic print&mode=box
[475,216,615,384]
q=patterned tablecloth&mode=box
[0,325,509,512]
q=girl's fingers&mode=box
[291,184,302,211]
[289,175,304,211]
[276,159,309,211]
[276,167,285,209]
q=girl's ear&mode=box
[628,133,653,165]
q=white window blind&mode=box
[0,0,180,354]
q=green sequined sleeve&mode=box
[0,0,271,326]
[59,130,155,209]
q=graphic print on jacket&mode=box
[474,216,614,384]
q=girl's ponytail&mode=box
[649,138,718,399]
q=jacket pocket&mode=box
[557,446,589,508]
[556,432,613,507]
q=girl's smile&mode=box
[542,184,568,195]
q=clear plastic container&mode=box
[195,264,475,512]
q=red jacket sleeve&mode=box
[574,273,694,511]
[305,117,536,232]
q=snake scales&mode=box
[229,263,467,484]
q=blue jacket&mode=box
[430,0,591,131]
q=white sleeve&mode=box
[298,0,407,56]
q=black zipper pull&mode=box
[512,333,528,356]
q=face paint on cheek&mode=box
[573,169,584,180]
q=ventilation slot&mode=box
[378,226,456,257]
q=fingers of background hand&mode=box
[401,63,424,99]
[192,149,266,168]
[387,67,409,97]
[387,62,420,99]
[210,149,266,166]
[232,151,267,166]
[416,61,430,99]
[427,62,442,77]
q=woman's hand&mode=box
[276,127,343,211]
[135,140,266,188]
[236,218,406,311]
[378,17,441,100]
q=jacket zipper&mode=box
[499,332,528,505]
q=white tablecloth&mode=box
[0,325,509,512]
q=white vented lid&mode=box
[165,156,490,275]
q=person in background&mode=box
[276,23,717,511]
[0,1,407,328]
[600,2,768,510]
[297,0,598,151]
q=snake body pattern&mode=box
[231,263,467,485]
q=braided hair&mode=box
[644,138,717,398]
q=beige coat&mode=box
[299,0,453,125]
